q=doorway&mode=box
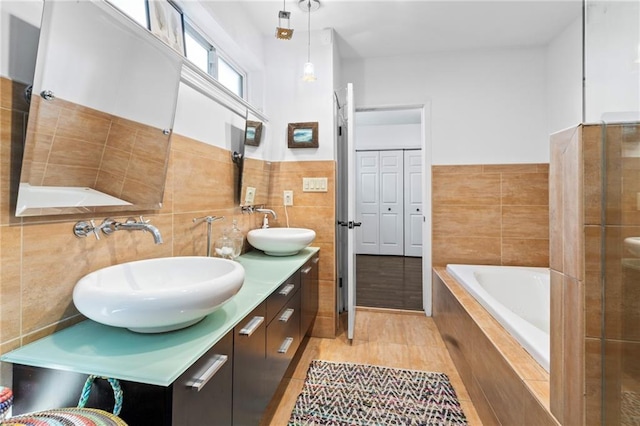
[352,107,424,311]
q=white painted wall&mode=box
[263,28,336,162]
[0,1,42,84]
[355,124,421,150]
[546,16,583,133]
[585,1,640,122]
[343,47,549,164]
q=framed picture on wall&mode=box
[148,0,185,55]
[244,121,263,147]
[287,122,319,148]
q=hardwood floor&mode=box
[261,309,482,425]
[356,255,423,311]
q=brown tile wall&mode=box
[0,76,337,384]
[24,95,170,207]
[432,163,549,267]
[267,161,337,338]
[433,268,559,425]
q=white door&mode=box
[346,83,358,341]
[404,150,422,257]
[379,150,404,255]
[355,151,379,254]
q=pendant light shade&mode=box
[303,62,316,82]
[299,0,319,82]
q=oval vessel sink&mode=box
[247,227,316,256]
[73,256,244,333]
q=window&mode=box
[184,22,245,99]
[106,0,148,28]
[184,24,215,75]
[218,57,244,99]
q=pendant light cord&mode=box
[307,0,311,62]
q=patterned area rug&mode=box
[288,360,468,425]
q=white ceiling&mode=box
[207,0,583,59]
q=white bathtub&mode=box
[445,264,550,373]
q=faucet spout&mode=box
[255,208,277,221]
[101,217,163,244]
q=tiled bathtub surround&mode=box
[433,268,559,425]
[432,164,549,267]
[0,77,338,384]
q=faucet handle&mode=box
[90,220,101,240]
[73,220,100,240]
[138,215,150,224]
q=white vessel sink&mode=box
[247,227,316,256]
[73,256,244,333]
[625,237,640,256]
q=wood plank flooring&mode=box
[356,255,423,311]
[261,309,482,425]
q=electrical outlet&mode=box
[284,190,294,206]
[245,186,256,204]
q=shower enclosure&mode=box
[602,120,640,425]
[585,1,640,424]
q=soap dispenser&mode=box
[214,228,234,259]
[230,219,244,259]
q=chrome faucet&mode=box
[255,208,277,220]
[193,215,224,257]
[101,216,163,244]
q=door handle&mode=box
[337,221,349,227]
[351,221,362,228]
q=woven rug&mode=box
[288,360,468,425]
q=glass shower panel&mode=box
[603,120,640,426]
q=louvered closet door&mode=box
[379,150,404,255]
[355,151,379,254]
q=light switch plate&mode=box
[302,177,328,192]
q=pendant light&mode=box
[299,0,320,82]
[276,0,293,40]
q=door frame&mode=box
[351,103,433,315]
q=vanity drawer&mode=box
[266,272,300,324]
[265,290,301,394]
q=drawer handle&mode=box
[239,316,264,336]
[278,337,294,354]
[313,257,319,264]
[301,266,312,274]
[187,354,228,392]
[279,308,294,322]
[279,284,295,296]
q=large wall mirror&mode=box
[16,0,183,216]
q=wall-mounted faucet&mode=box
[193,215,224,257]
[102,217,163,244]
[255,208,277,220]
[74,216,163,244]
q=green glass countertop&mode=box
[1,248,319,387]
